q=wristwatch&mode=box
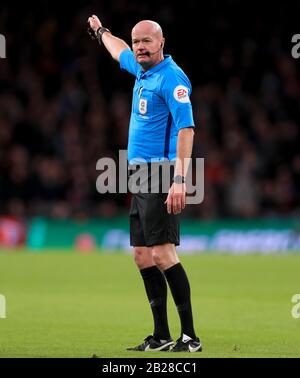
[173,175,185,184]
[96,27,111,45]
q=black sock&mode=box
[164,263,197,340]
[140,266,171,341]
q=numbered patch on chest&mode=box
[139,98,148,114]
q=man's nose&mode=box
[137,42,146,50]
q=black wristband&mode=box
[96,27,111,45]
[173,175,185,184]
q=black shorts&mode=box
[128,163,180,247]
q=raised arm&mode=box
[87,15,130,62]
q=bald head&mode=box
[132,20,163,39]
[131,20,165,70]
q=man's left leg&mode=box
[152,243,202,352]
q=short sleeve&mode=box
[119,48,140,77]
[161,70,195,130]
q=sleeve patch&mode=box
[173,85,190,103]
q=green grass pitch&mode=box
[0,250,299,358]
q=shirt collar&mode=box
[137,55,172,78]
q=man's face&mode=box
[131,31,163,70]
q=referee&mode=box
[88,15,202,352]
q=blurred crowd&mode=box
[0,0,300,219]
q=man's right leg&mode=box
[127,192,172,351]
[131,247,172,346]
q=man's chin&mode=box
[137,57,153,69]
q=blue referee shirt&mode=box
[119,48,195,164]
